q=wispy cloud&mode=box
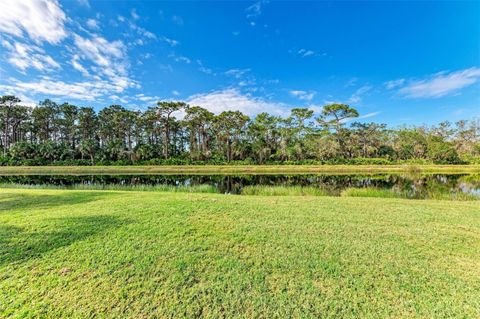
[391,67,480,98]
[172,15,184,26]
[341,111,381,123]
[69,33,137,93]
[160,36,179,47]
[71,54,89,76]
[0,0,67,44]
[298,49,315,57]
[135,93,159,102]
[86,19,99,30]
[384,78,405,90]
[296,49,326,58]
[0,76,133,101]
[188,88,287,116]
[169,53,191,64]
[197,60,215,75]
[345,77,358,87]
[129,22,157,40]
[359,111,381,120]
[348,85,372,104]
[0,0,140,103]
[131,9,140,20]
[246,0,269,19]
[289,90,316,102]
[73,34,127,79]
[225,68,251,79]
[76,0,90,8]
[1,40,60,72]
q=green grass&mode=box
[0,164,479,175]
[341,187,406,198]
[1,189,479,318]
[241,185,329,196]
[0,183,477,201]
[0,183,217,193]
[341,187,480,201]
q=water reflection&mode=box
[0,174,479,199]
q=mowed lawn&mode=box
[0,189,479,318]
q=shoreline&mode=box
[0,164,479,175]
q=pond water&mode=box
[1,174,479,199]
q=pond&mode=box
[0,174,479,200]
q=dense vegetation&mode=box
[1,95,479,165]
[1,189,479,317]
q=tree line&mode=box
[1,95,479,165]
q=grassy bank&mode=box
[0,183,477,200]
[0,164,479,175]
[1,189,479,318]
[0,183,218,193]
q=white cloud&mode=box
[109,95,129,104]
[348,85,371,104]
[86,19,99,30]
[298,49,315,57]
[135,93,159,102]
[196,60,215,75]
[225,68,251,79]
[0,0,140,103]
[131,9,140,20]
[239,80,256,87]
[199,66,213,74]
[290,90,316,101]
[384,78,405,89]
[296,49,326,58]
[172,90,180,96]
[169,54,191,64]
[160,36,179,47]
[345,77,358,87]
[2,40,60,72]
[69,34,138,95]
[266,79,280,84]
[158,64,174,73]
[187,88,287,116]
[77,0,90,8]
[359,111,380,120]
[73,33,127,79]
[0,0,67,44]
[341,111,381,124]
[129,22,157,40]
[0,76,134,101]
[172,15,184,26]
[396,67,480,98]
[71,54,89,76]
[74,34,125,61]
[246,0,269,19]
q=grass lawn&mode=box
[1,189,479,318]
[0,164,479,175]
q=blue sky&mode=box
[0,0,479,125]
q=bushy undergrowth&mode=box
[2,156,479,166]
